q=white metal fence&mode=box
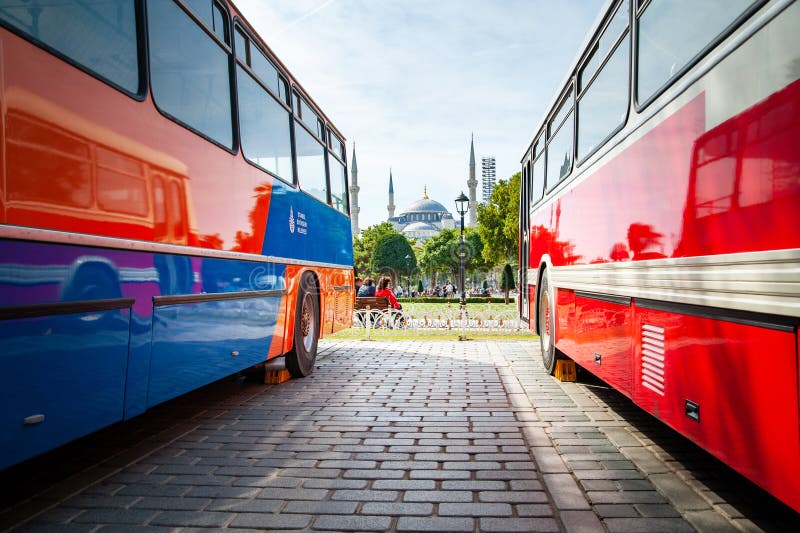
[349,302,533,338]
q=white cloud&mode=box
[236,0,604,228]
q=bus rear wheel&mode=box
[538,269,559,375]
[286,273,319,378]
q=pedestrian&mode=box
[354,277,362,296]
[357,277,376,297]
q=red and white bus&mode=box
[0,0,354,469]
[519,0,799,512]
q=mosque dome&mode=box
[401,197,449,215]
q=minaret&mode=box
[467,134,478,227]
[349,145,360,236]
[387,168,395,219]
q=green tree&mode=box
[353,222,397,277]
[477,172,520,266]
[500,263,515,304]
[370,233,416,286]
[418,228,490,291]
[418,229,458,288]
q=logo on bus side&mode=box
[289,206,308,236]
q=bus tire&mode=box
[286,273,319,378]
[538,268,559,375]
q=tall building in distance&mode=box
[481,156,496,203]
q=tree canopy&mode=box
[370,233,416,285]
[477,172,520,266]
[417,228,490,289]
[353,222,398,277]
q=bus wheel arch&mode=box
[286,271,320,378]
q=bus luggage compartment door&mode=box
[147,294,280,407]
[0,306,132,469]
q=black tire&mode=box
[286,273,319,378]
[538,268,559,375]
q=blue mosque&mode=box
[349,136,479,242]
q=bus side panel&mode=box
[634,306,800,512]
[572,295,633,397]
[262,180,354,268]
[0,241,137,468]
[148,295,280,407]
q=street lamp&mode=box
[455,192,469,340]
[404,254,411,297]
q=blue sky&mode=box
[236,0,605,229]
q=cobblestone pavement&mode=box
[1,340,798,532]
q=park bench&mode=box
[354,296,408,329]
[354,296,390,313]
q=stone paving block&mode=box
[312,514,393,531]
[516,504,554,517]
[371,479,436,490]
[301,478,368,489]
[396,516,474,532]
[559,510,605,532]
[360,502,434,515]
[404,490,473,502]
[603,517,695,532]
[343,469,406,479]
[71,509,157,525]
[408,469,471,480]
[648,472,711,511]
[439,503,513,516]
[256,488,328,501]
[479,517,560,532]
[149,510,232,528]
[230,512,312,529]
[542,473,591,510]
[331,489,399,501]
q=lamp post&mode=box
[455,192,469,340]
[404,254,411,297]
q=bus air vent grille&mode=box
[641,324,665,396]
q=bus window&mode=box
[579,2,628,92]
[546,90,574,188]
[530,135,545,202]
[184,0,230,44]
[637,0,755,104]
[329,153,348,215]
[250,45,282,99]
[148,0,234,149]
[0,0,139,94]
[235,26,249,62]
[295,121,328,204]
[577,7,629,162]
[236,65,294,182]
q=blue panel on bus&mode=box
[0,309,130,469]
[147,293,280,407]
[264,181,354,266]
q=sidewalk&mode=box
[1,340,797,531]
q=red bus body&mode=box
[521,0,799,512]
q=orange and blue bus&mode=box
[520,0,799,512]
[0,0,353,469]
